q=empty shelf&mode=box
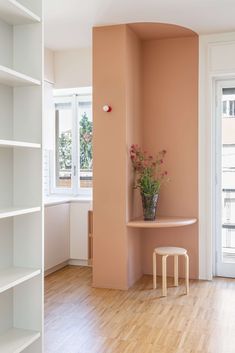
[0,267,41,293]
[0,0,40,25]
[0,65,41,87]
[0,139,41,149]
[0,328,40,353]
[0,206,41,219]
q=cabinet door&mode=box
[70,202,92,260]
[44,203,70,271]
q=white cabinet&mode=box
[44,203,70,271]
[70,201,92,262]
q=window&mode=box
[52,88,92,195]
[222,88,235,118]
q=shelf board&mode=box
[0,0,40,25]
[0,139,41,149]
[0,65,41,87]
[127,217,197,228]
[0,267,41,294]
[0,206,41,219]
[0,328,40,353]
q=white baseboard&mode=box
[69,259,92,267]
[45,259,92,276]
[44,261,69,276]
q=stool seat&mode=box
[153,246,189,296]
[154,247,187,256]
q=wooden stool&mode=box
[153,246,189,296]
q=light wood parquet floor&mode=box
[44,266,235,353]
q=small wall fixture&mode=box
[103,105,112,112]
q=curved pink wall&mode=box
[142,36,199,278]
[93,23,199,289]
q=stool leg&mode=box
[153,252,157,289]
[174,255,178,286]
[185,254,189,294]
[162,255,167,297]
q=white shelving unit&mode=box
[0,328,40,353]
[0,0,40,25]
[0,65,41,86]
[0,0,43,352]
[0,267,41,293]
[0,140,41,149]
[0,206,41,219]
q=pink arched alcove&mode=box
[93,22,198,290]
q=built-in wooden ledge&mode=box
[127,217,197,228]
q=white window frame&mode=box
[50,87,92,196]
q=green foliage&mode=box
[58,112,93,172]
[80,112,93,170]
[137,168,161,196]
[58,131,72,170]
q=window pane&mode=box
[223,101,227,116]
[78,98,92,188]
[55,100,72,188]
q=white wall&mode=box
[199,32,235,280]
[44,47,54,83]
[44,47,92,88]
[54,48,92,88]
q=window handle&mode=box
[73,165,76,176]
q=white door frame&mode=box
[215,79,235,277]
[199,33,235,280]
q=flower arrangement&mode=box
[130,144,168,220]
[130,144,168,195]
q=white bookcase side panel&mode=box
[0,291,12,336]
[0,85,13,140]
[13,149,42,206]
[14,213,42,268]
[14,275,42,331]
[13,86,42,143]
[0,148,13,208]
[0,219,13,268]
[14,23,42,80]
[0,19,12,68]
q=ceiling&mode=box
[45,0,235,51]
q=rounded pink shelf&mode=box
[127,217,197,228]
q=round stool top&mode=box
[154,246,187,256]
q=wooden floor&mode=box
[45,266,235,353]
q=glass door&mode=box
[216,80,235,277]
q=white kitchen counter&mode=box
[44,195,92,207]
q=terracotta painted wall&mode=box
[93,25,128,289]
[142,36,199,278]
[126,26,143,286]
[93,25,143,289]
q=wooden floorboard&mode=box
[44,266,235,353]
